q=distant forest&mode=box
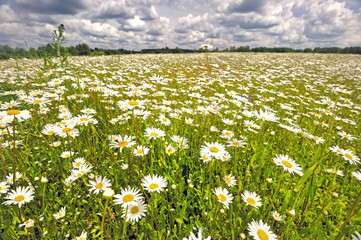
[1,43,361,60]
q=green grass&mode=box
[0,52,360,239]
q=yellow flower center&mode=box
[123,194,134,203]
[62,115,69,119]
[64,154,70,158]
[119,141,128,147]
[329,170,336,173]
[313,136,319,140]
[80,118,89,122]
[202,155,209,160]
[162,118,168,122]
[130,206,139,214]
[225,177,231,184]
[343,135,349,138]
[137,149,143,154]
[246,198,256,205]
[47,131,54,135]
[15,195,25,202]
[128,101,139,106]
[218,194,227,202]
[149,183,159,190]
[62,127,72,133]
[247,123,252,127]
[345,153,353,160]
[233,142,240,146]
[257,229,269,240]
[150,132,159,137]
[210,147,219,153]
[95,183,103,189]
[75,162,82,167]
[7,110,20,115]
[326,101,333,105]
[225,132,231,135]
[0,186,2,191]
[281,160,293,168]
[33,100,43,103]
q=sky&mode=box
[0,0,360,50]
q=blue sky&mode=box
[0,0,360,50]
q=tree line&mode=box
[1,44,360,60]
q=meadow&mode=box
[0,52,360,239]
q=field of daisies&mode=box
[0,52,360,239]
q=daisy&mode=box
[3,186,35,207]
[183,228,212,240]
[254,109,280,122]
[0,109,31,124]
[220,151,231,161]
[200,152,213,163]
[72,158,86,168]
[242,191,262,209]
[109,135,136,152]
[141,174,168,193]
[144,127,165,140]
[310,135,326,144]
[329,145,343,155]
[122,199,147,223]
[88,176,112,194]
[114,187,143,206]
[19,218,35,228]
[325,169,344,176]
[171,135,188,146]
[74,231,87,240]
[213,187,233,209]
[159,115,171,126]
[210,126,219,132]
[200,142,226,160]
[6,172,23,184]
[351,171,361,181]
[227,139,247,148]
[76,114,98,126]
[41,124,59,136]
[271,211,284,222]
[244,120,260,129]
[273,154,303,175]
[247,219,277,240]
[222,118,234,125]
[337,131,357,141]
[133,145,150,157]
[221,130,234,139]
[341,149,360,165]
[224,174,237,187]
[53,206,66,220]
[0,181,10,194]
[60,151,75,159]
[352,232,361,240]
[165,144,176,155]
[81,108,96,115]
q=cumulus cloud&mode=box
[0,0,360,50]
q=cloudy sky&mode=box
[0,0,360,50]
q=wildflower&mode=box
[103,188,115,199]
[224,174,237,187]
[3,186,35,207]
[88,176,112,194]
[247,219,277,240]
[144,127,165,140]
[242,191,262,209]
[72,158,86,168]
[0,181,10,194]
[122,200,147,223]
[19,218,35,228]
[351,171,361,181]
[273,154,302,175]
[159,115,171,126]
[213,187,233,208]
[53,207,66,220]
[133,145,150,157]
[109,135,136,152]
[141,175,167,193]
[73,231,87,240]
[114,187,143,206]
[183,228,211,240]
[325,169,344,176]
[341,149,360,165]
[6,172,23,184]
[200,142,226,160]
[271,211,284,222]
[0,109,31,124]
[227,139,246,148]
[60,151,75,158]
